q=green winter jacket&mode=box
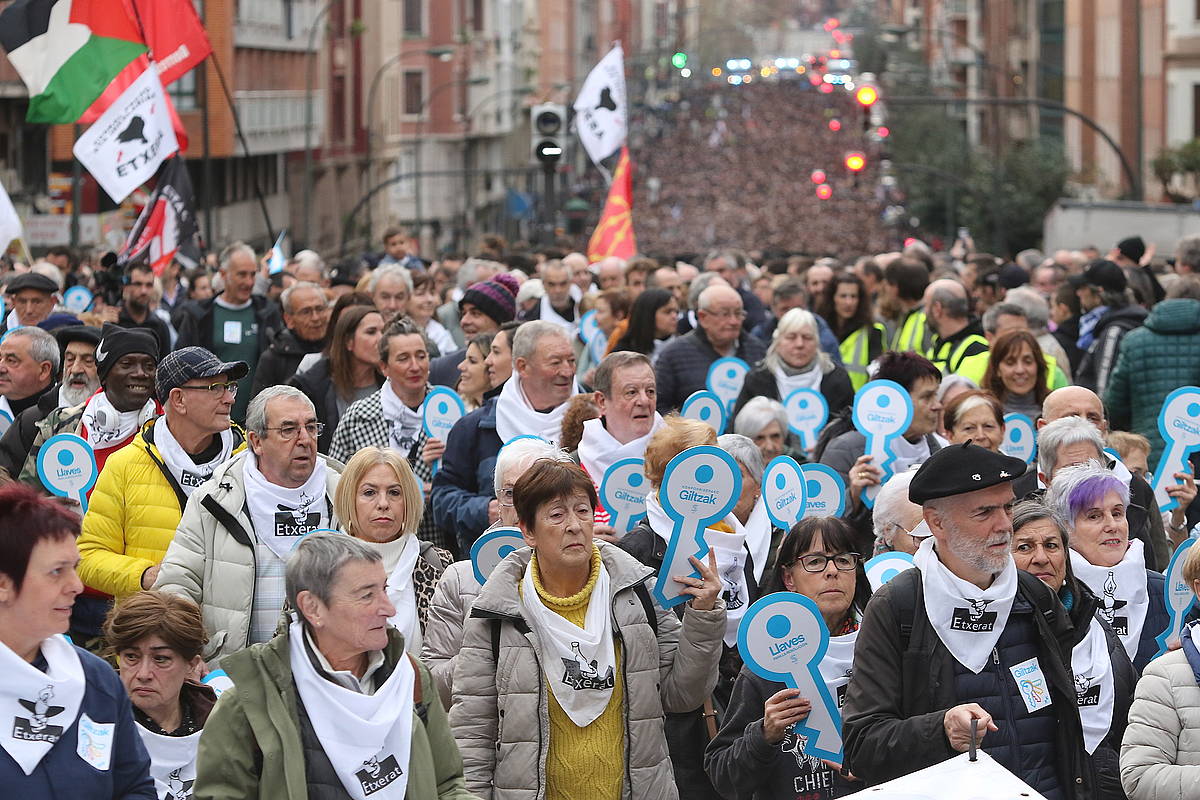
[1105,298,1200,465]
[193,624,477,800]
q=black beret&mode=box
[5,272,58,294]
[54,324,101,350]
[909,441,1028,505]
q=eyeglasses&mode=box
[497,487,515,506]
[265,422,325,441]
[789,552,861,573]
[291,305,329,318]
[704,308,747,320]
[177,381,239,397]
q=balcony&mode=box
[235,90,322,154]
[235,0,322,52]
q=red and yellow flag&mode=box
[587,147,636,262]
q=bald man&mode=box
[654,284,766,413]
[924,278,988,376]
[1007,385,1175,570]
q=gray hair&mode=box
[593,352,653,397]
[219,241,256,272]
[1016,249,1044,272]
[1003,288,1050,331]
[286,532,381,624]
[511,319,570,362]
[733,396,788,439]
[293,250,327,278]
[936,373,978,403]
[717,433,764,482]
[246,384,316,437]
[494,437,571,495]
[1011,499,1068,541]
[1044,459,1130,533]
[369,263,413,294]
[764,307,832,374]
[930,283,969,319]
[280,281,326,315]
[457,258,505,290]
[873,469,920,543]
[3,326,60,374]
[1036,415,1105,479]
[1177,234,1200,271]
[981,302,1028,334]
[688,270,726,310]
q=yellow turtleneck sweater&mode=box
[529,547,624,800]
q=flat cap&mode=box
[5,272,58,294]
[909,441,1028,505]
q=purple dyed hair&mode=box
[1065,473,1129,520]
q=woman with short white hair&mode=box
[871,468,925,555]
[733,307,855,422]
[733,396,794,463]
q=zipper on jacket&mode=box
[990,645,1022,774]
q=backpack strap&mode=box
[488,615,531,663]
[886,569,922,652]
[633,581,659,637]
[405,652,428,725]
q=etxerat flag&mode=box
[0,177,23,252]
[587,146,636,263]
[0,0,147,124]
[573,44,627,170]
[117,156,199,273]
[73,64,179,203]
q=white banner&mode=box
[73,66,180,204]
[573,44,627,167]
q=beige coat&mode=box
[448,542,725,800]
[155,451,343,662]
[422,560,484,709]
[1120,648,1200,799]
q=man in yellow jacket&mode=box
[76,347,248,640]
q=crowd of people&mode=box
[2,225,1200,800]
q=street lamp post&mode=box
[363,46,453,247]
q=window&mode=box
[168,68,197,111]
[331,74,346,141]
[472,0,484,32]
[403,0,422,34]
[403,71,423,115]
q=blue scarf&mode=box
[1076,305,1109,351]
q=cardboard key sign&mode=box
[470,527,527,586]
[1155,538,1198,658]
[681,390,727,434]
[422,387,467,475]
[62,285,94,314]
[851,380,913,509]
[800,463,846,519]
[653,445,741,609]
[579,310,608,365]
[864,552,916,592]
[599,457,650,534]
[706,357,750,416]
[37,433,98,511]
[1152,386,1200,513]
[762,456,807,530]
[1001,413,1037,465]
[737,592,844,765]
[783,388,829,454]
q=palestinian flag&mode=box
[0,0,147,124]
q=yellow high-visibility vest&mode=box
[891,307,929,354]
[840,322,887,391]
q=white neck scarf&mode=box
[1070,539,1149,662]
[288,622,415,800]
[578,414,663,482]
[771,361,822,400]
[384,534,422,656]
[738,496,772,584]
[154,421,235,498]
[821,627,858,709]
[914,537,1017,673]
[1071,615,1116,754]
[379,382,424,454]
[890,434,932,474]
[520,554,616,727]
[538,293,577,335]
[0,635,85,775]
[243,451,330,561]
[136,726,202,800]
[80,391,157,450]
[495,372,577,446]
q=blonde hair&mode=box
[643,415,717,488]
[1184,541,1200,587]
[334,447,424,539]
[1106,430,1150,463]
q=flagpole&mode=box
[70,123,82,248]
[17,237,33,267]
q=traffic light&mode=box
[531,103,567,166]
[811,169,827,184]
[828,119,841,132]
[671,52,688,69]
[816,184,833,200]
[844,152,866,172]
[855,85,878,107]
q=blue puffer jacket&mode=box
[430,396,502,553]
[950,596,1062,799]
[0,645,155,799]
[1133,571,1169,674]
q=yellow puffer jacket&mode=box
[78,418,246,598]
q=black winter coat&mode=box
[841,567,1095,800]
[0,381,58,480]
[618,520,761,800]
[654,325,767,414]
[731,361,855,422]
[252,328,325,397]
[174,292,282,356]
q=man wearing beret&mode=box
[1,271,59,334]
[842,442,1092,798]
